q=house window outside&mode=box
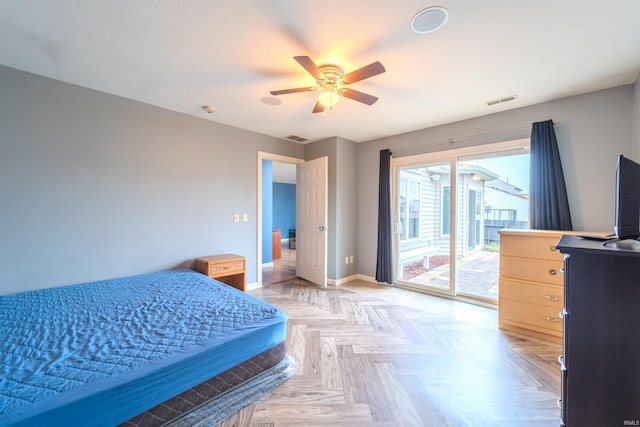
[399,177,420,241]
[441,185,450,236]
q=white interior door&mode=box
[296,156,328,286]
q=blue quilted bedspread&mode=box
[0,269,287,426]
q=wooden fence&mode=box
[484,220,528,245]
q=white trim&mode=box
[330,274,384,286]
[245,281,260,291]
[327,274,362,286]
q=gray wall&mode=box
[303,136,359,282]
[0,65,303,295]
[2,64,638,292]
[335,137,358,279]
[357,84,636,279]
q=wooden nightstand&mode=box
[194,254,246,291]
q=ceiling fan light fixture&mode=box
[270,56,385,113]
[411,6,449,34]
[318,90,340,109]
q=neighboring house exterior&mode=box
[484,178,530,244]
[397,163,528,277]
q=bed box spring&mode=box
[0,269,287,427]
[122,341,287,427]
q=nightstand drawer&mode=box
[194,254,247,292]
[209,261,244,275]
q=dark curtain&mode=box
[529,120,573,230]
[375,149,394,284]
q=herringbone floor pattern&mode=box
[218,278,561,427]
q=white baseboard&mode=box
[246,281,260,291]
[262,262,274,267]
[355,274,378,283]
[328,274,378,286]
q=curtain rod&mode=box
[392,120,558,156]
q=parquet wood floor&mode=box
[219,278,562,427]
[262,246,297,284]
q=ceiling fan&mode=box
[270,56,386,113]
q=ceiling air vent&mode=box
[286,135,307,143]
[485,95,517,106]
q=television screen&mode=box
[614,155,640,240]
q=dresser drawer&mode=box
[500,233,563,261]
[499,300,563,333]
[500,278,564,308]
[500,255,564,285]
[209,260,244,276]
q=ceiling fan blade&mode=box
[341,88,379,105]
[342,61,386,84]
[294,56,325,80]
[312,100,325,113]
[270,87,316,96]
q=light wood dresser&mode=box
[498,229,567,341]
[194,254,246,291]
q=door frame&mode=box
[393,153,459,297]
[257,152,304,288]
[391,139,530,297]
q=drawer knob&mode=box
[550,245,558,252]
[544,295,560,301]
[543,316,560,322]
[559,309,568,318]
[549,269,557,276]
[222,266,232,270]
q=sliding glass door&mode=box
[394,156,457,296]
[392,140,530,302]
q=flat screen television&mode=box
[614,154,640,240]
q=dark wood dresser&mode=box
[557,235,640,426]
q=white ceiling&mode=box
[1,1,639,144]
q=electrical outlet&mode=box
[345,256,349,264]
[233,214,240,223]
[243,213,248,222]
[350,256,354,263]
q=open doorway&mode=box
[257,152,304,287]
[262,160,297,284]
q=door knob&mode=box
[319,226,327,231]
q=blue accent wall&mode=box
[262,160,273,263]
[273,183,296,235]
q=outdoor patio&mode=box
[405,250,500,301]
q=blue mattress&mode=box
[0,269,287,426]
